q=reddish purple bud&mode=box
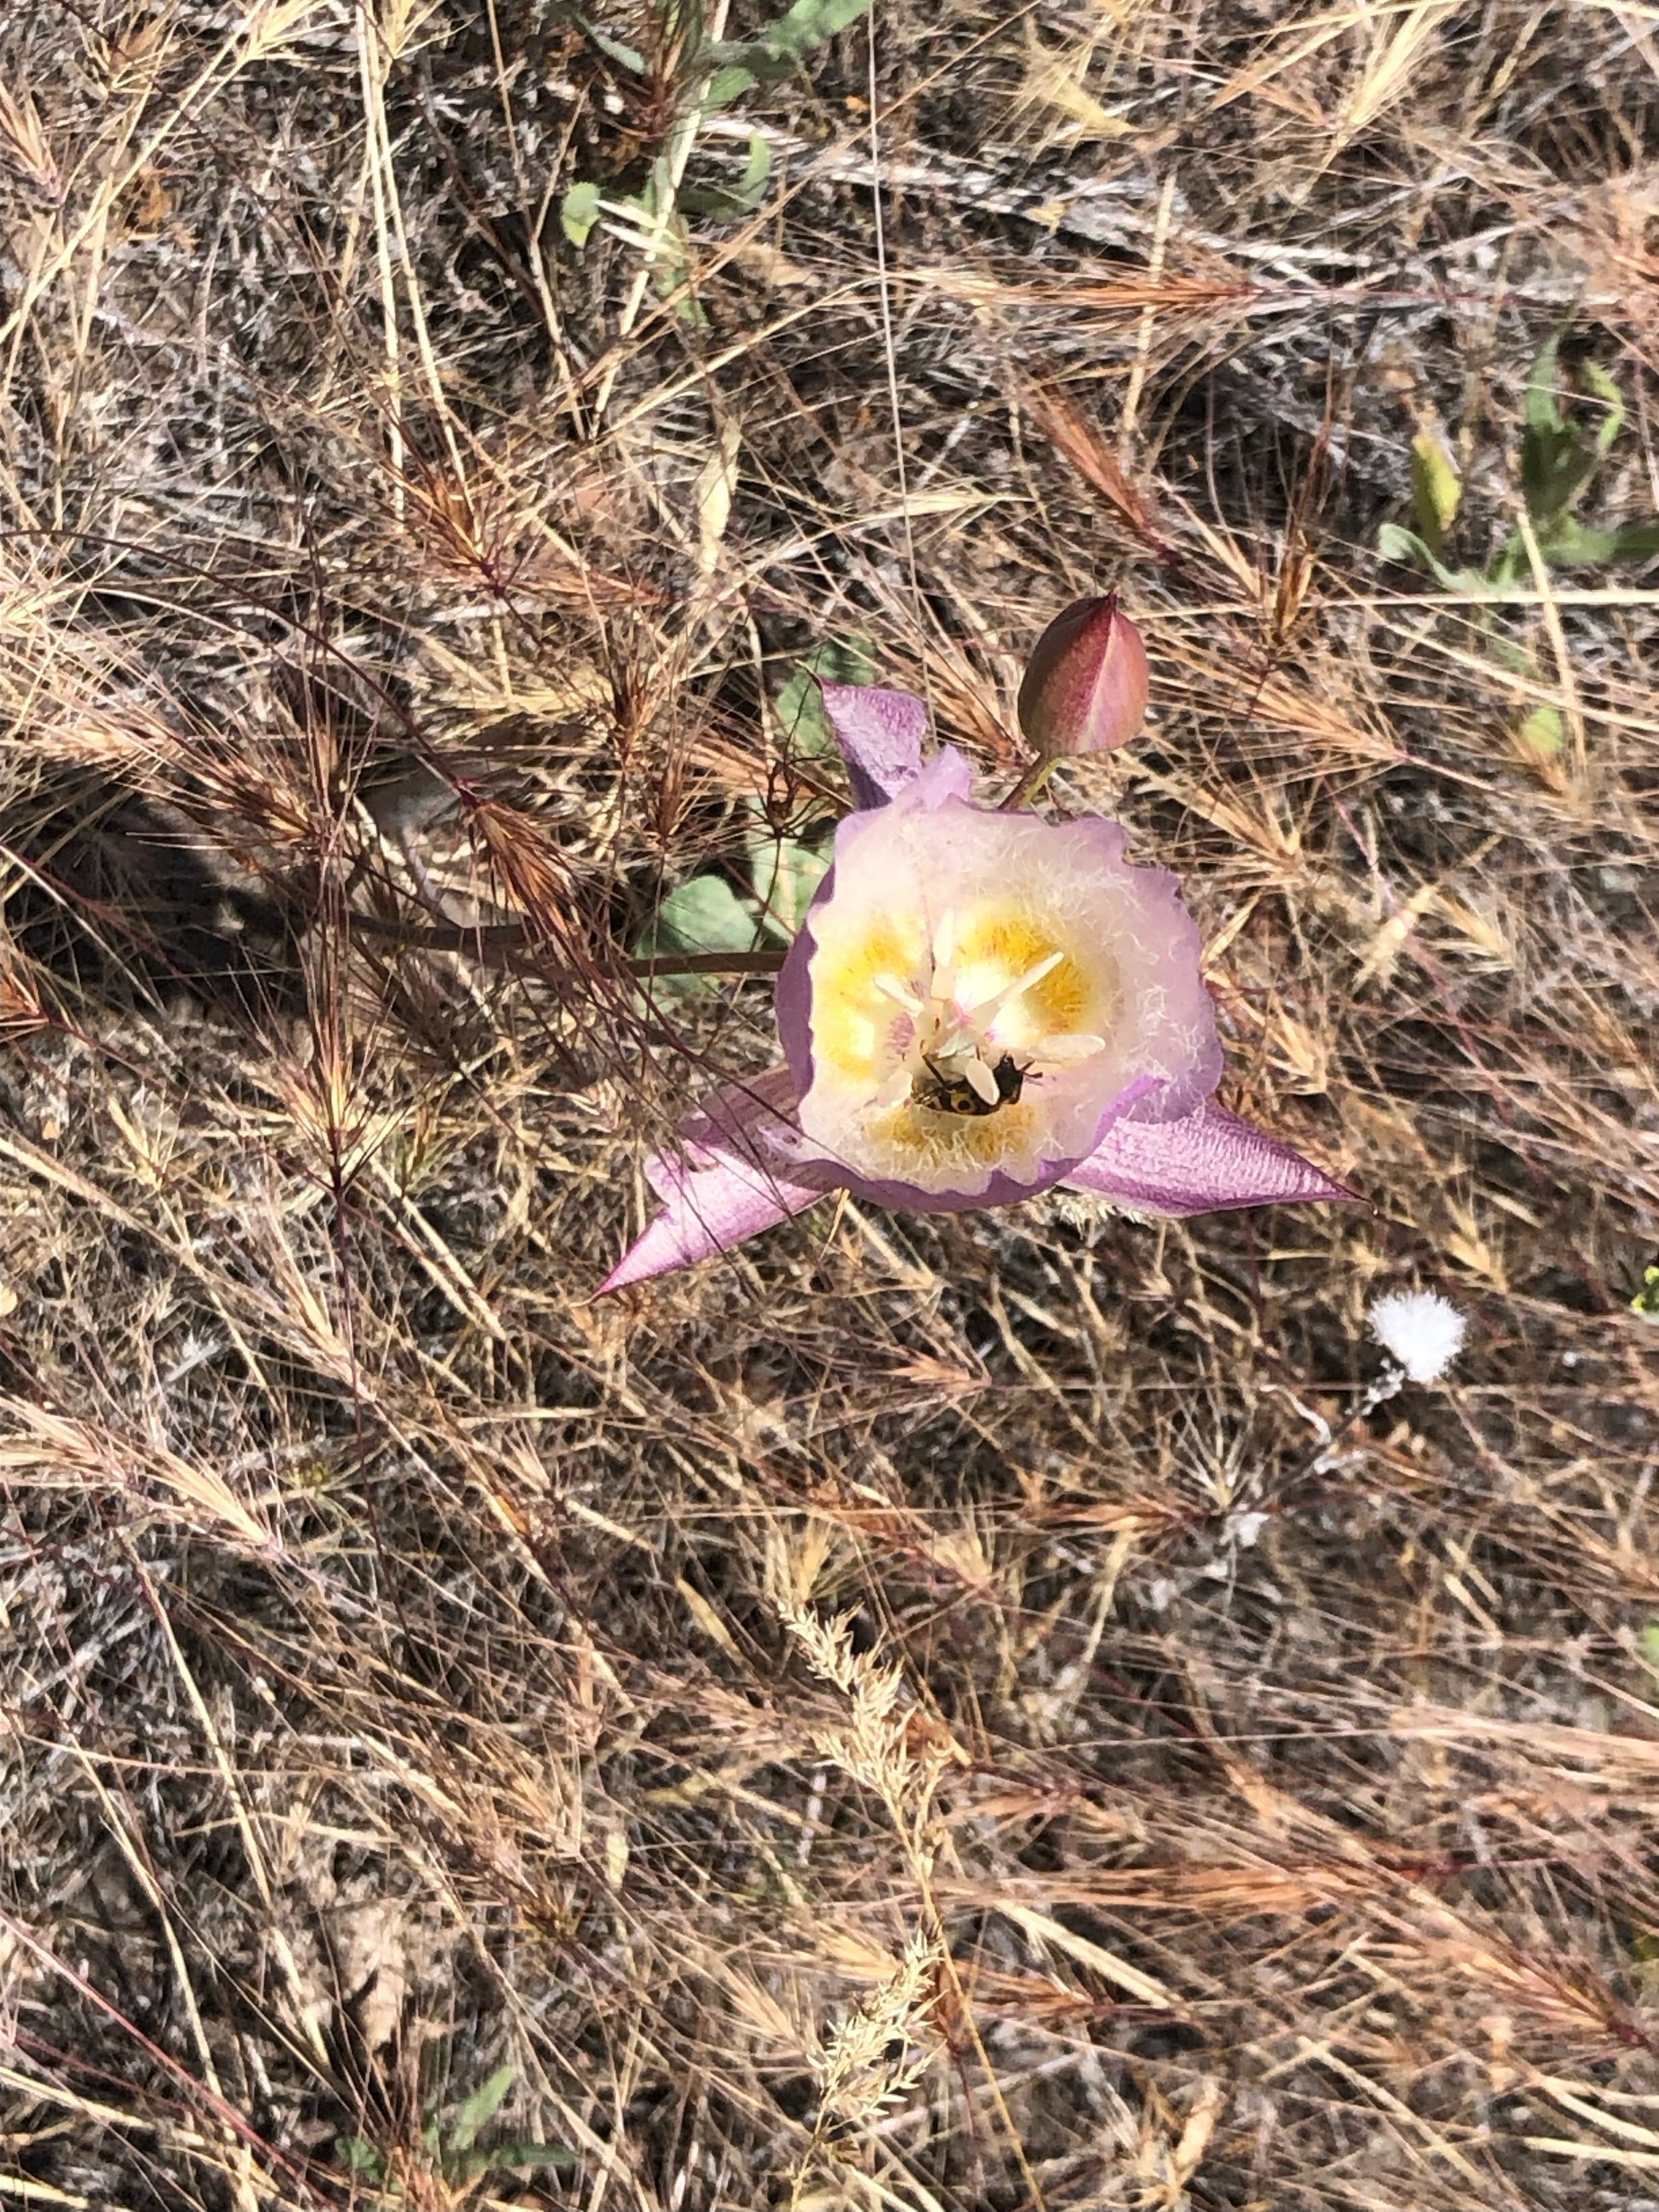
[1017,594,1150,759]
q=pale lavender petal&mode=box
[599,1152,826,1292]
[678,1065,803,1165]
[778,748,975,1092]
[1027,810,1221,1132]
[1065,1101,1356,1217]
[776,919,814,1096]
[819,684,930,808]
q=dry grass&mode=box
[4,2,1658,2207]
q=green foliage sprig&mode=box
[336,2063,573,2201]
[1379,335,1659,757]
[632,640,875,988]
[1381,336,1659,594]
[559,0,873,282]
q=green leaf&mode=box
[1376,520,1426,568]
[637,875,765,960]
[1582,358,1625,457]
[710,0,873,73]
[1632,1267,1659,1324]
[1538,514,1659,567]
[1409,432,1460,555]
[757,0,874,54]
[510,2140,580,2169]
[1521,334,1585,527]
[812,636,878,684]
[634,875,766,997]
[1520,334,1614,530]
[772,636,877,755]
[1534,446,1603,530]
[747,821,828,942]
[681,135,772,219]
[336,2136,386,2180]
[1635,1921,1659,1996]
[1517,705,1563,757]
[1523,333,1565,439]
[1376,524,1488,595]
[1488,531,1527,590]
[1485,630,1534,675]
[735,132,772,206]
[581,17,648,72]
[706,63,758,106]
[773,666,828,752]
[560,180,602,249]
[447,2062,515,2154]
[449,2140,577,2183]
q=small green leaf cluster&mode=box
[336,2062,573,2200]
[559,0,873,257]
[1378,335,1658,760]
[633,816,828,988]
[632,640,876,988]
[700,0,877,101]
[1379,334,1659,595]
[678,131,772,222]
[560,134,771,252]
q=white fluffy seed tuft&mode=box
[1368,1289,1467,1384]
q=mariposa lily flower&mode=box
[601,680,1353,1292]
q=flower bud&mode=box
[1017,594,1149,759]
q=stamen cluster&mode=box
[867,910,1104,1114]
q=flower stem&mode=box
[352,913,786,978]
[631,948,786,978]
[999,756,1058,813]
[1275,1366,1406,1507]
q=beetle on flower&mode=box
[601,602,1355,1293]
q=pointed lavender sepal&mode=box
[603,1071,830,1293]
[1064,1101,1356,1217]
[819,684,928,809]
[599,1149,826,1293]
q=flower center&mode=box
[864,908,1106,1117]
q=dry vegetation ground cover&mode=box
[4,1,1659,2207]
